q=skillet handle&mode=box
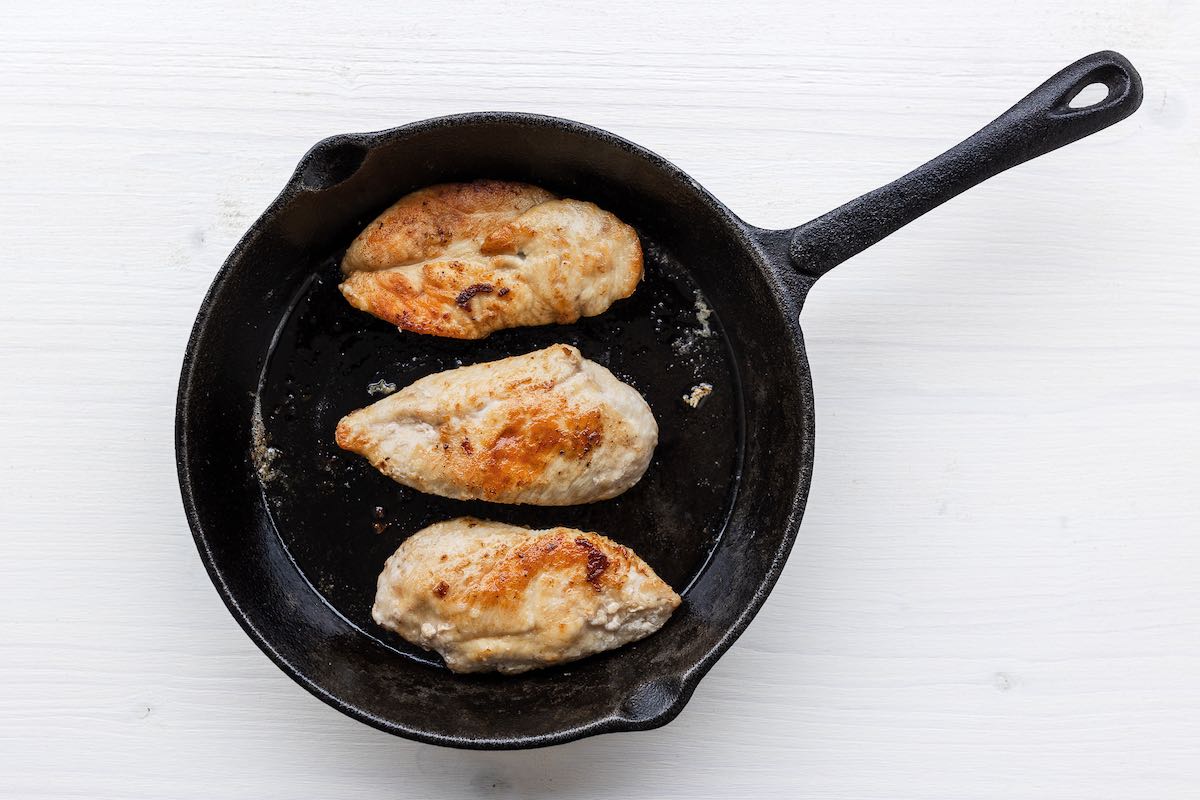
[787,51,1142,280]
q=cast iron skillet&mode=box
[177,52,1142,748]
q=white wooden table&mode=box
[4,2,1198,797]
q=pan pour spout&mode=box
[785,51,1142,282]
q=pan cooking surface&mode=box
[254,233,744,666]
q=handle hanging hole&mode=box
[1068,82,1111,109]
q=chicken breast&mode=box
[372,518,681,674]
[338,180,643,339]
[335,344,657,505]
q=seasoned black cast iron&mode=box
[176,52,1142,748]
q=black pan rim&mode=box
[175,110,816,748]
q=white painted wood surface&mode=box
[3,1,1198,797]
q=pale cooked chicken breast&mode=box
[338,180,643,339]
[335,344,657,505]
[372,518,681,674]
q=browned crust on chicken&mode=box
[371,518,682,673]
[445,529,631,608]
[334,392,607,502]
[343,180,555,272]
[334,344,657,505]
[338,180,643,339]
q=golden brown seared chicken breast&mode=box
[372,518,681,674]
[335,344,657,505]
[338,180,643,339]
